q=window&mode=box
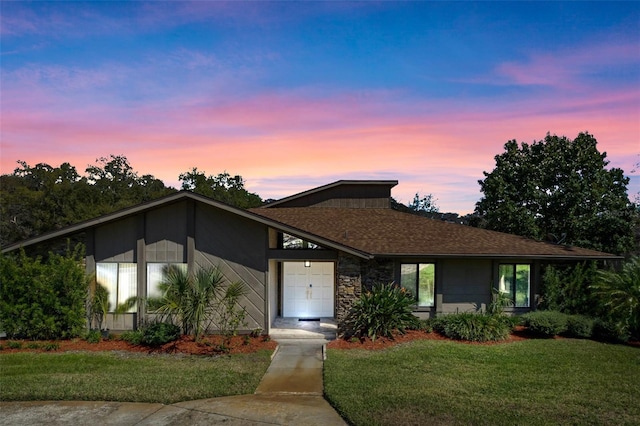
[95,263,137,312]
[400,263,435,307]
[281,233,321,249]
[147,263,188,299]
[498,264,530,307]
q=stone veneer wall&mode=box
[336,254,363,324]
[361,257,394,291]
[335,254,395,324]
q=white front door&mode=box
[282,262,334,318]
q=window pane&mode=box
[418,264,435,307]
[96,263,118,312]
[147,263,188,300]
[147,263,166,299]
[498,265,514,300]
[515,265,530,307]
[282,234,304,249]
[118,263,137,312]
[400,264,418,300]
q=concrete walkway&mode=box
[0,338,346,426]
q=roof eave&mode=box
[261,179,398,208]
[1,191,374,260]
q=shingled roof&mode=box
[250,207,617,260]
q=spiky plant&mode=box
[592,257,640,338]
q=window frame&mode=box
[95,262,137,313]
[497,263,531,308]
[146,262,188,300]
[399,262,436,309]
[280,233,323,250]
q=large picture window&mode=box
[498,264,530,307]
[95,263,137,312]
[400,263,435,307]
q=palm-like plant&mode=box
[149,265,247,340]
[592,257,640,337]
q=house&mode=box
[1,180,619,333]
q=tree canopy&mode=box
[0,156,264,248]
[178,168,262,209]
[475,132,635,255]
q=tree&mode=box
[408,193,439,214]
[178,168,262,208]
[391,192,439,218]
[1,156,174,248]
[476,132,635,255]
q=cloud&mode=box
[494,42,639,90]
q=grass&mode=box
[0,350,273,404]
[324,339,640,426]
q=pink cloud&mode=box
[492,42,639,90]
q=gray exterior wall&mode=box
[145,202,187,263]
[193,203,268,331]
[438,259,493,314]
[94,216,138,262]
[86,200,268,332]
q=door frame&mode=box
[280,261,336,318]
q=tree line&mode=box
[1,132,638,256]
[0,155,262,248]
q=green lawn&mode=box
[0,350,273,404]
[324,339,640,426]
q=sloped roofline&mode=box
[1,191,372,259]
[261,179,398,208]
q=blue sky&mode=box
[1,1,638,212]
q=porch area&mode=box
[269,317,337,340]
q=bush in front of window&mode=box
[341,283,420,341]
[141,322,181,347]
[437,313,512,342]
[521,311,568,337]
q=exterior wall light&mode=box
[304,260,311,267]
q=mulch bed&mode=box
[327,326,640,350]
[0,334,278,356]
[3,329,637,355]
[327,328,527,350]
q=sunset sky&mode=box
[1,1,638,213]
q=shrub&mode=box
[539,262,599,316]
[141,322,181,347]
[592,257,640,339]
[26,342,41,350]
[7,341,23,349]
[412,319,435,333]
[85,329,101,344]
[0,245,87,340]
[521,311,568,337]
[43,342,60,351]
[120,330,144,345]
[149,265,248,340]
[342,283,420,341]
[592,319,630,343]
[438,313,511,342]
[564,315,594,339]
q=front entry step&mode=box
[269,317,337,340]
